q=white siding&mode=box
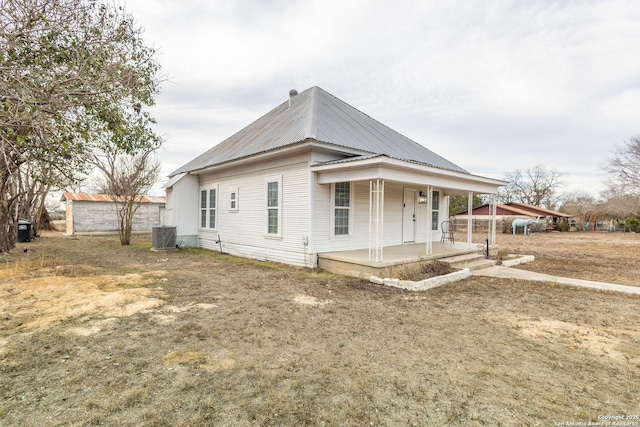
[196,152,312,267]
[313,181,405,253]
[313,181,445,254]
[165,173,199,247]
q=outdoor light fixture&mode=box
[418,191,428,204]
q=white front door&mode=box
[403,189,416,243]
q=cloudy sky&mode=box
[123,0,640,197]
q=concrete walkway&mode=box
[473,266,640,295]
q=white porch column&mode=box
[490,194,497,246]
[467,191,473,249]
[426,185,433,255]
[368,179,384,262]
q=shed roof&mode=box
[61,192,166,204]
[171,86,468,176]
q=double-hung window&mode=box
[431,190,440,231]
[200,187,217,229]
[333,182,351,236]
[266,177,281,236]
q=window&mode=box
[266,177,281,236]
[200,190,207,228]
[229,187,238,212]
[200,188,217,229]
[431,190,440,231]
[333,182,351,236]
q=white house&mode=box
[165,86,504,270]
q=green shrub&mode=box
[624,217,640,232]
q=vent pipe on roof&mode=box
[288,89,298,108]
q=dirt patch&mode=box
[293,294,332,306]
[384,260,452,281]
[486,312,640,365]
[0,273,166,330]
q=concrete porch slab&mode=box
[318,242,492,278]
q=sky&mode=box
[122,0,640,198]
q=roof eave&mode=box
[311,155,507,187]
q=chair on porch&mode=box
[440,220,454,244]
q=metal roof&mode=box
[171,86,469,176]
[454,202,570,218]
[61,192,166,204]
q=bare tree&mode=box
[559,191,601,230]
[92,149,161,245]
[0,0,162,252]
[499,165,566,209]
[604,136,640,196]
[599,182,640,219]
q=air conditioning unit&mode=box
[152,226,177,250]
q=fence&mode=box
[450,216,547,234]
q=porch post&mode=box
[380,179,385,261]
[490,193,497,245]
[467,191,473,249]
[368,179,384,262]
[426,185,433,255]
[369,180,372,261]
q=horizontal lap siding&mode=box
[198,153,311,267]
[168,174,199,237]
[313,181,404,253]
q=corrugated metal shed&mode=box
[171,86,469,176]
[61,192,166,204]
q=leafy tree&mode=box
[499,165,566,209]
[448,194,483,216]
[0,0,162,252]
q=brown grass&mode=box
[0,231,638,426]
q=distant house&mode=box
[164,86,505,270]
[61,192,166,235]
[452,202,570,232]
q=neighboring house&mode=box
[452,202,570,232]
[61,192,166,235]
[165,86,505,269]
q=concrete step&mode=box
[463,259,497,271]
[439,252,496,271]
[439,252,485,267]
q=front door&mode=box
[403,189,416,243]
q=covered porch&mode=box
[311,155,505,277]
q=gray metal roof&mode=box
[171,86,469,176]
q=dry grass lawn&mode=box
[0,231,638,426]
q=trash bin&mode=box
[17,219,32,243]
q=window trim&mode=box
[330,181,354,238]
[199,185,218,230]
[265,176,282,238]
[431,190,440,231]
[229,186,239,212]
